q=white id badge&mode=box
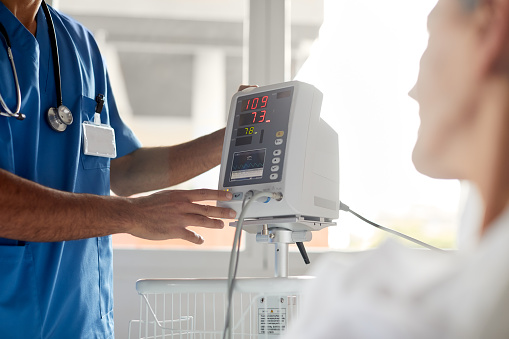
[82,121,117,158]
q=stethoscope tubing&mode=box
[0,23,22,118]
[0,1,66,123]
[41,1,63,108]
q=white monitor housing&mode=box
[218,81,339,233]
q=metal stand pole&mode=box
[274,243,289,278]
[255,226,312,278]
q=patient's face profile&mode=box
[410,0,482,179]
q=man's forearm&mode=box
[168,128,225,183]
[0,169,130,242]
[111,128,225,196]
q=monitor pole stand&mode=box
[256,227,312,278]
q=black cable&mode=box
[339,202,444,252]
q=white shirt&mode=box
[282,206,509,339]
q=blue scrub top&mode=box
[0,3,141,338]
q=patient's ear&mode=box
[474,0,509,74]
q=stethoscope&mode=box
[0,0,73,132]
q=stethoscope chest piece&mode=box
[58,105,73,124]
[47,105,73,132]
[0,1,75,131]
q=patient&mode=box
[283,0,509,337]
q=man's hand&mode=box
[127,189,236,244]
[0,169,236,243]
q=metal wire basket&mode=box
[128,277,311,339]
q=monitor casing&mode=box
[218,81,339,225]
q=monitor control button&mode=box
[276,131,285,137]
[270,173,279,180]
[272,157,280,164]
[271,165,279,172]
[232,192,243,200]
[275,139,283,145]
[273,149,282,156]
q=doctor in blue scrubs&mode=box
[0,0,237,338]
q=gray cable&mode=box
[340,202,444,252]
[223,191,274,339]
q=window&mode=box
[295,0,460,250]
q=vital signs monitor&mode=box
[218,81,339,231]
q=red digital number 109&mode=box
[244,95,268,111]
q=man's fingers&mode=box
[129,189,236,242]
[179,201,236,219]
[178,228,205,245]
[179,213,225,230]
[176,189,233,203]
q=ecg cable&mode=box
[223,191,278,339]
[339,202,443,252]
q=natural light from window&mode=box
[109,0,461,251]
[295,0,461,250]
